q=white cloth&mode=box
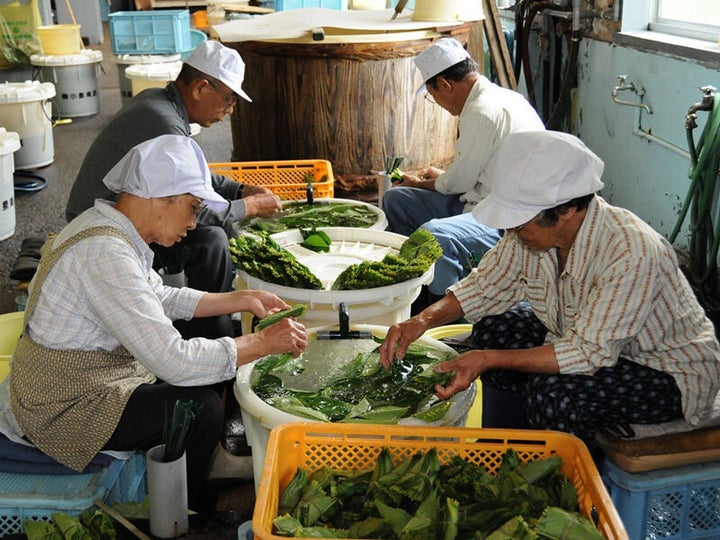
[434,76,545,212]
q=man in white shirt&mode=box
[383,38,544,306]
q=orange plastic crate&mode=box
[209,159,334,201]
[254,423,628,540]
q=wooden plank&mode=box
[481,0,516,90]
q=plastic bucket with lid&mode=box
[0,81,56,170]
[125,61,183,97]
[232,227,433,333]
[234,324,476,491]
[0,128,21,241]
[37,24,82,56]
[31,49,103,118]
[111,53,182,107]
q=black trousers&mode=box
[471,303,684,454]
[102,382,225,514]
[154,225,235,339]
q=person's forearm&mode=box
[193,290,247,318]
[416,291,464,328]
[482,343,560,373]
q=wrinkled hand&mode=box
[242,184,274,197]
[258,317,308,358]
[246,290,290,319]
[244,193,282,218]
[379,317,429,368]
[432,351,484,400]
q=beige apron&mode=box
[10,226,156,471]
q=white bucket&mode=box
[412,0,484,21]
[31,50,103,118]
[234,324,476,491]
[233,227,433,333]
[0,81,56,170]
[111,53,181,107]
[125,61,183,98]
[0,128,21,241]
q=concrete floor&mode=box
[0,27,256,538]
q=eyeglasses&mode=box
[424,92,437,105]
[207,79,238,110]
[189,198,207,218]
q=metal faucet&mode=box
[686,85,716,130]
[611,75,652,114]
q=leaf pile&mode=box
[252,339,455,424]
[24,509,116,540]
[229,233,323,289]
[273,448,604,539]
[242,202,380,234]
[331,230,442,290]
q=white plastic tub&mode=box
[234,324,477,491]
[0,129,20,241]
[233,227,433,331]
[0,81,56,169]
[125,61,183,96]
[111,53,181,107]
[31,49,103,118]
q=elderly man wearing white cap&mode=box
[9,135,307,515]
[383,37,544,311]
[66,40,282,340]
[381,131,720,457]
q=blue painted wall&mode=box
[574,38,719,253]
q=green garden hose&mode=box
[668,93,720,313]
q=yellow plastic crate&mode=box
[209,159,334,201]
[254,423,628,540]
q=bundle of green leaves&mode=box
[252,338,454,424]
[229,233,323,290]
[332,229,442,290]
[241,201,380,234]
[273,448,604,539]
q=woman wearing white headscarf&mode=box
[381,131,720,456]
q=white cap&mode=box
[102,134,229,213]
[414,38,471,94]
[472,131,605,230]
[184,40,252,103]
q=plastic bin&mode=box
[233,227,432,330]
[0,311,23,382]
[125,61,183,96]
[274,0,348,10]
[234,325,476,492]
[0,451,147,536]
[108,10,192,55]
[0,129,20,242]
[602,458,720,540]
[111,52,182,107]
[253,423,627,540]
[210,159,334,201]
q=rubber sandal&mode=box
[14,171,48,192]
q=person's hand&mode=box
[416,166,443,180]
[244,290,291,319]
[257,317,308,358]
[379,316,429,368]
[432,350,485,400]
[395,167,442,190]
[242,184,274,197]
[244,193,282,218]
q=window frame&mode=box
[649,0,720,42]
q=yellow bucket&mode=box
[0,311,24,382]
[37,24,82,55]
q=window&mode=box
[650,0,720,42]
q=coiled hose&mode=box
[668,93,720,313]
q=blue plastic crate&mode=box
[602,458,720,540]
[274,0,348,11]
[109,10,192,55]
[0,452,147,536]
